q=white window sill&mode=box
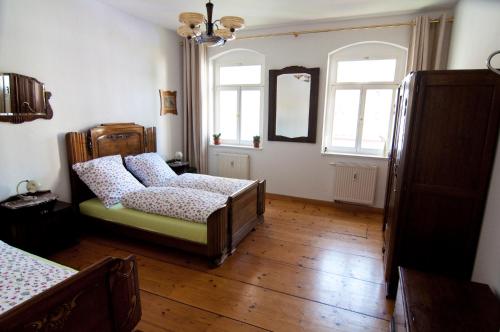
[209,144,263,151]
[322,151,388,160]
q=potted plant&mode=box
[213,133,221,145]
[253,135,260,148]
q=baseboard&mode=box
[266,192,384,214]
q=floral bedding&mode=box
[0,241,76,314]
[124,152,178,187]
[121,187,228,223]
[165,173,254,196]
[72,155,145,208]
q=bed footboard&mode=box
[228,180,266,253]
[257,180,266,217]
[0,256,141,332]
[207,205,229,266]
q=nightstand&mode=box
[391,267,500,331]
[166,160,197,175]
[0,197,78,256]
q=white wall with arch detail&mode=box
[322,41,408,157]
[0,0,183,202]
[207,15,414,208]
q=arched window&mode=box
[209,49,265,146]
[322,42,407,157]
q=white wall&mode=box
[448,0,500,295]
[207,15,416,208]
[0,0,183,202]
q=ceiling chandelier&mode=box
[177,1,245,47]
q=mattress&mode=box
[0,240,77,314]
[79,198,207,244]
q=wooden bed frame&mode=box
[65,123,266,265]
[0,255,141,332]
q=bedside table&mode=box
[0,198,78,256]
[392,267,500,331]
[166,160,197,175]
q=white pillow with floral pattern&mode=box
[124,153,177,187]
[72,155,144,208]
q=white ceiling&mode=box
[98,0,457,31]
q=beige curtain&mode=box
[407,13,452,72]
[182,40,208,174]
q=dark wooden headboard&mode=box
[65,123,156,206]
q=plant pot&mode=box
[253,141,260,148]
[214,138,221,145]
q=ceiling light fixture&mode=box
[177,1,244,47]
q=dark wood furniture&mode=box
[392,267,500,332]
[66,123,266,265]
[0,196,78,256]
[0,73,53,124]
[268,66,319,143]
[0,255,141,332]
[383,70,500,298]
[166,160,197,174]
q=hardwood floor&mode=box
[49,196,393,331]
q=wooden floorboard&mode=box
[49,197,392,331]
[137,291,269,332]
[88,235,391,320]
[237,234,385,283]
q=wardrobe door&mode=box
[400,71,500,279]
[383,74,416,295]
[383,87,402,233]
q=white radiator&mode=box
[217,153,250,179]
[332,163,377,205]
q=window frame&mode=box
[322,42,407,157]
[211,51,265,146]
[327,84,398,156]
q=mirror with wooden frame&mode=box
[0,73,53,124]
[268,66,319,143]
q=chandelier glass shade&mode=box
[177,1,244,47]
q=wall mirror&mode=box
[0,73,53,124]
[268,66,319,143]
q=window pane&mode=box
[361,89,394,151]
[331,89,360,148]
[241,89,260,142]
[219,65,261,85]
[218,90,238,140]
[337,59,396,83]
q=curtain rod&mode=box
[236,17,454,41]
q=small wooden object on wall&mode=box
[159,90,177,115]
[0,73,53,124]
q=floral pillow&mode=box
[124,153,178,187]
[72,155,144,208]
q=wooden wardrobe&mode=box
[383,70,500,298]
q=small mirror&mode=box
[0,73,53,124]
[268,66,319,143]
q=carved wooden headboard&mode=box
[65,123,156,206]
